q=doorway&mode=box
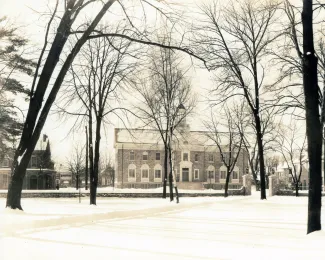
[182,168,189,182]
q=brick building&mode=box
[0,136,57,190]
[114,127,249,189]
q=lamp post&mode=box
[171,104,186,203]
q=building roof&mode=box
[114,128,233,147]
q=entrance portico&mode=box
[179,161,193,182]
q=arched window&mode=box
[141,164,150,182]
[154,164,162,182]
[128,164,136,182]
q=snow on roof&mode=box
[115,128,230,147]
[115,129,163,144]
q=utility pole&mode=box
[85,126,88,190]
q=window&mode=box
[208,171,214,179]
[156,152,160,160]
[130,151,135,161]
[233,171,238,179]
[194,169,199,179]
[128,164,136,181]
[31,156,38,168]
[2,158,9,167]
[208,154,214,162]
[183,153,188,161]
[142,169,149,178]
[154,169,161,179]
[129,169,136,178]
[154,164,162,182]
[220,171,226,179]
[195,154,199,162]
[143,152,148,161]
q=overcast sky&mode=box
[0,0,214,169]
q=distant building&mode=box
[114,126,249,189]
[0,135,57,190]
[99,165,115,187]
[59,171,73,188]
[275,159,309,189]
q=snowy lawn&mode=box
[0,187,236,193]
[1,193,325,260]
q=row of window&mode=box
[129,151,160,161]
[128,151,218,162]
[129,169,162,179]
[202,170,238,179]
[127,167,239,180]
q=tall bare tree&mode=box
[57,36,136,205]
[302,0,322,234]
[6,0,205,210]
[196,0,280,199]
[204,104,244,197]
[133,46,196,201]
[272,0,325,234]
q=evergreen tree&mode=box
[0,17,36,159]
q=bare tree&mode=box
[274,121,307,197]
[57,36,136,205]
[6,0,206,210]
[133,46,196,201]
[204,104,244,197]
[196,0,280,200]
[67,144,85,190]
[266,0,322,233]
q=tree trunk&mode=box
[303,52,322,233]
[163,145,168,198]
[302,0,322,234]
[90,117,101,205]
[224,170,231,198]
[6,155,31,209]
[85,126,88,190]
[88,111,95,205]
[255,114,267,200]
[6,128,42,209]
[76,173,79,190]
[295,183,299,197]
[168,146,174,202]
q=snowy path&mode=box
[1,194,325,260]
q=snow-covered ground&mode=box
[1,190,325,260]
[0,187,235,193]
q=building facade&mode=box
[114,127,249,189]
[0,136,57,190]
